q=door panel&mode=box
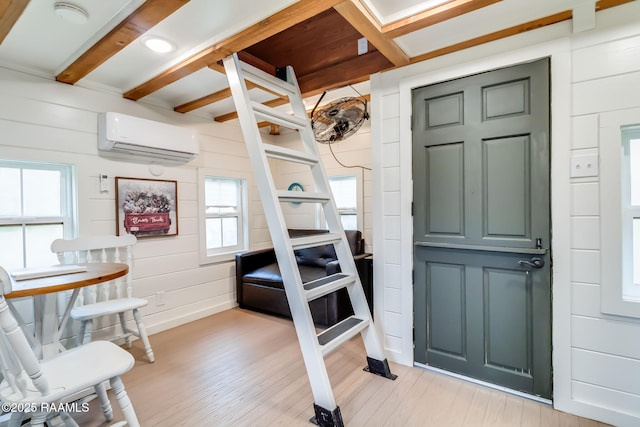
[483,135,530,238]
[482,78,529,119]
[426,143,465,236]
[427,262,466,357]
[413,58,551,399]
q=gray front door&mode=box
[412,58,551,398]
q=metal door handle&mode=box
[517,257,545,268]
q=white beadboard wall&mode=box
[0,66,271,340]
[371,2,640,426]
[264,122,374,252]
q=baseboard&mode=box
[145,301,238,336]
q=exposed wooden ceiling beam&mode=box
[55,0,189,85]
[334,0,409,66]
[298,51,391,94]
[382,0,502,39]
[0,0,29,45]
[175,87,233,114]
[595,0,635,11]
[123,0,345,101]
[408,0,631,64]
[410,10,573,64]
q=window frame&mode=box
[621,126,640,301]
[319,174,361,231]
[0,160,77,269]
[601,116,640,318]
[197,169,249,265]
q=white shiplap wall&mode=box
[371,2,640,426]
[0,66,270,339]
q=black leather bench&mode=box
[235,229,370,326]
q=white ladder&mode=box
[223,53,396,426]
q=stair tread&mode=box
[239,61,297,97]
[317,316,368,350]
[290,233,341,250]
[304,273,356,302]
[252,102,308,129]
[277,190,331,203]
[263,144,318,165]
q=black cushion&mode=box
[243,262,328,289]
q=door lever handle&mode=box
[517,257,545,269]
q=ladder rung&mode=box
[263,144,318,165]
[291,233,342,250]
[304,273,356,301]
[317,316,369,356]
[277,191,331,204]
[239,61,297,97]
[252,102,308,130]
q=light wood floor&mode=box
[72,308,609,426]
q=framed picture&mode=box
[115,177,178,238]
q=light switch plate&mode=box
[99,173,109,192]
[357,37,368,55]
[570,154,599,178]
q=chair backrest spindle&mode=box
[0,267,50,401]
[51,235,137,306]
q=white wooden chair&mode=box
[50,235,155,363]
[0,265,140,427]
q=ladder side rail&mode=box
[316,169,386,361]
[286,64,387,361]
[223,54,338,412]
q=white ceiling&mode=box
[0,0,605,120]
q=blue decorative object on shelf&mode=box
[288,182,304,205]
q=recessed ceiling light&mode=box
[142,36,175,53]
[54,2,89,24]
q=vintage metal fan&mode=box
[311,96,369,143]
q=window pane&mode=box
[0,226,24,270]
[222,217,238,247]
[206,218,222,249]
[329,176,357,209]
[0,168,21,216]
[205,178,238,208]
[634,218,640,286]
[340,214,357,230]
[25,224,63,268]
[630,138,640,206]
[23,169,61,216]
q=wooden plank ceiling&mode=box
[0,0,629,124]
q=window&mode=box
[198,170,248,263]
[328,175,358,230]
[622,126,640,301]
[0,161,76,270]
[601,118,640,318]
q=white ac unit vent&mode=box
[98,112,199,164]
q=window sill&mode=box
[199,249,244,265]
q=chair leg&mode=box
[118,312,132,348]
[132,309,155,363]
[81,319,93,345]
[76,320,86,347]
[95,380,114,421]
[110,376,140,427]
[29,412,47,427]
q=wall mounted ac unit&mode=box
[98,112,199,164]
